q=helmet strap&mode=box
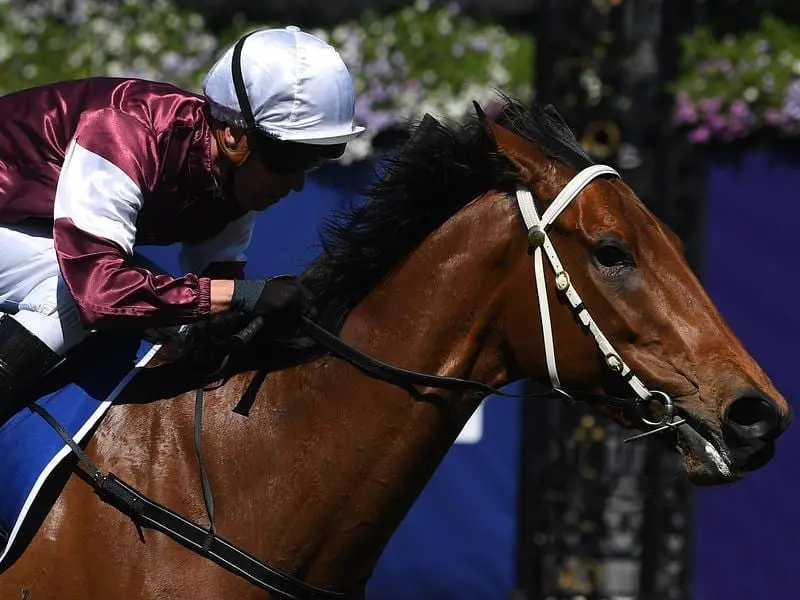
[231,31,259,132]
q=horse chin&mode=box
[674,421,740,485]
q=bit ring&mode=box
[640,390,675,427]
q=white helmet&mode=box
[203,26,365,145]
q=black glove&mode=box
[231,275,316,331]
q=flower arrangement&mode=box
[302,0,535,162]
[0,0,533,163]
[674,14,800,143]
[4,0,800,156]
[0,0,217,93]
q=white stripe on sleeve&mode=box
[53,140,143,255]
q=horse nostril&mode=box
[724,395,782,441]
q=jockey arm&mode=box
[53,108,230,330]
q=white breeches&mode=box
[0,223,89,354]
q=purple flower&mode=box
[674,91,697,125]
[717,59,733,75]
[365,110,397,132]
[405,79,422,93]
[764,108,785,126]
[444,1,462,15]
[779,120,800,135]
[390,51,406,67]
[754,39,770,54]
[688,126,711,144]
[781,79,800,121]
[366,59,393,78]
[707,112,728,132]
[698,97,723,115]
[720,119,748,141]
[729,99,754,123]
[470,36,491,53]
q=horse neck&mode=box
[201,191,522,590]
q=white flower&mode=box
[165,13,181,30]
[754,54,770,69]
[21,64,38,79]
[67,50,87,69]
[105,61,125,77]
[0,37,12,62]
[105,29,125,54]
[136,32,161,54]
[414,0,430,13]
[491,65,510,86]
[89,17,112,36]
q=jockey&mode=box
[0,26,364,424]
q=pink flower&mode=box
[674,92,697,125]
[764,108,785,126]
[699,97,723,115]
[688,126,711,144]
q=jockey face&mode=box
[232,132,345,212]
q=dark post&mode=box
[516,1,703,599]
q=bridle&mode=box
[514,164,685,442]
[229,30,683,439]
[33,158,689,600]
[295,165,688,442]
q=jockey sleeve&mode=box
[52,108,219,329]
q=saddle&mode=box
[0,330,158,568]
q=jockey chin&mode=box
[0,27,365,425]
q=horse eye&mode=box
[594,242,631,268]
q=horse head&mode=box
[471,101,791,484]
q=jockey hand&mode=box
[231,276,317,331]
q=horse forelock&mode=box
[301,97,594,331]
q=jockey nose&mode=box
[722,392,785,470]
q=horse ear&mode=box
[471,98,551,183]
[543,103,575,136]
[473,101,488,124]
[481,111,550,184]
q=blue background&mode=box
[693,152,800,600]
[139,153,798,600]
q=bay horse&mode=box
[0,100,791,599]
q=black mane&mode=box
[156,98,594,366]
[300,99,593,329]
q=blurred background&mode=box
[4,0,799,598]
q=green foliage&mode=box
[0,0,216,95]
[675,14,800,142]
[4,0,800,154]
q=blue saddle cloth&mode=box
[0,332,159,569]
